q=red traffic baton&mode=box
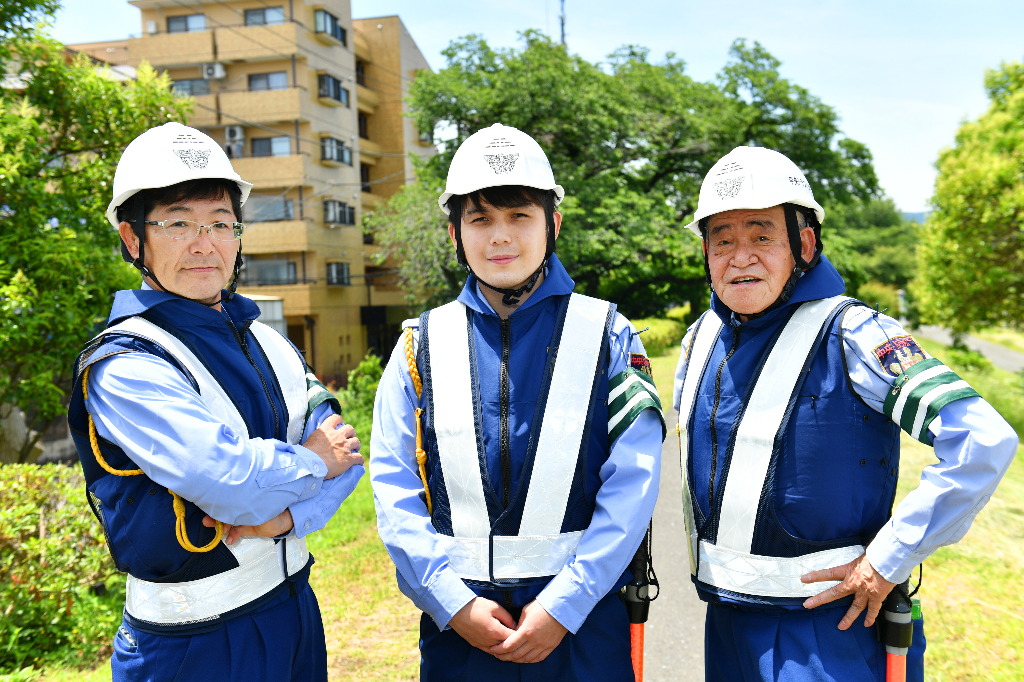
[877,582,914,682]
[620,525,658,682]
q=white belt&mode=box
[125,536,309,625]
[443,531,585,581]
[698,541,864,598]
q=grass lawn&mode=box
[975,326,1024,357]
[650,335,1024,681]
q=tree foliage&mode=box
[369,33,879,318]
[0,35,190,461]
[915,59,1024,334]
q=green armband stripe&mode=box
[306,371,341,419]
[608,369,665,444]
[882,358,981,443]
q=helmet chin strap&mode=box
[475,259,547,307]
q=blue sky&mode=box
[53,0,1024,212]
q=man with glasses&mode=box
[66,123,364,682]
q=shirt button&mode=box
[312,463,320,474]
[311,482,317,491]
[304,521,310,530]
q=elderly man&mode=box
[673,146,1017,681]
[67,122,364,682]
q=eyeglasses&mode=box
[144,219,247,242]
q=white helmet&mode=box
[684,146,824,237]
[437,123,564,214]
[106,122,252,229]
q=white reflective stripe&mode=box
[441,536,490,582]
[608,372,645,404]
[910,380,970,440]
[716,296,849,554]
[428,301,491,539]
[519,294,610,536]
[249,321,307,445]
[103,317,247,436]
[698,540,864,598]
[890,364,954,426]
[124,535,307,625]
[492,531,585,579]
[676,313,722,576]
[607,390,651,433]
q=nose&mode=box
[189,225,217,253]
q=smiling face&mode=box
[119,194,240,307]
[705,206,816,318]
[448,195,561,313]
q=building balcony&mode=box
[127,31,213,68]
[360,192,382,209]
[354,31,372,61]
[215,23,298,62]
[356,84,378,113]
[230,154,306,191]
[236,284,314,316]
[219,87,303,125]
[239,220,314,254]
[358,137,382,160]
[187,93,219,127]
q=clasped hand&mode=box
[448,597,568,664]
[801,552,896,629]
[203,414,363,545]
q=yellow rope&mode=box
[405,327,432,515]
[82,366,223,552]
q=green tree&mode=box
[337,353,384,443]
[0,35,190,462]
[915,59,1024,334]
[369,33,878,319]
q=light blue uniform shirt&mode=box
[673,306,1018,584]
[370,286,663,633]
[86,308,364,537]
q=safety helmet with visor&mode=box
[107,122,254,302]
[439,123,565,306]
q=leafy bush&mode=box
[945,346,993,374]
[630,317,686,358]
[857,281,901,317]
[337,353,384,443]
[0,465,122,672]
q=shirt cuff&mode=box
[291,444,329,503]
[535,567,599,634]
[289,463,365,537]
[866,522,929,584]
[420,568,477,631]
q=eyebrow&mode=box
[709,219,777,236]
[163,204,233,215]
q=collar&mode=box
[108,283,261,327]
[457,253,576,317]
[710,254,847,329]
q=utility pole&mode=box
[560,0,566,46]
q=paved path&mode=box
[643,406,706,681]
[914,325,1024,373]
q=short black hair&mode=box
[116,178,243,225]
[447,185,556,218]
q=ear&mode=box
[119,222,140,260]
[799,225,816,266]
[447,223,458,250]
[552,211,562,240]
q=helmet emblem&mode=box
[788,176,811,191]
[173,148,211,170]
[713,177,743,199]
[484,153,519,175]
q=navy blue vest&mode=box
[67,290,311,631]
[685,258,901,610]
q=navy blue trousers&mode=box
[111,580,327,682]
[704,602,926,682]
[420,592,635,682]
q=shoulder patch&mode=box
[630,353,652,378]
[608,368,665,444]
[872,334,930,377]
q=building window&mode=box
[245,194,295,222]
[358,112,368,139]
[240,258,297,286]
[314,9,347,45]
[167,14,205,33]
[321,137,352,165]
[171,79,209,96]
[251,136,291,157]
[317,74,349,106]
[360,164,371,193]
[326,262,350,286]
[323,200,355,225]
[244,7,285,25]
[355,60,366,86]
[249,72,288,91]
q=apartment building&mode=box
[71,2,433,384]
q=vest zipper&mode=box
[224,317,280,437]
[499,317,512,509]
[708,326,741,505]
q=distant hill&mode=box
[901,212,931,223]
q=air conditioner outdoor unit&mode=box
[225,125,245,142]
[202,63,226,80]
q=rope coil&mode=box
[82,366,223,552]
[404,327,433,515]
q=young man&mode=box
[673,145,1017,681]
[370,123,665,680]
[67,123,364,681]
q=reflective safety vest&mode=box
[70,315,329,630]
[678,296,872,601]
[419,293,615,586]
